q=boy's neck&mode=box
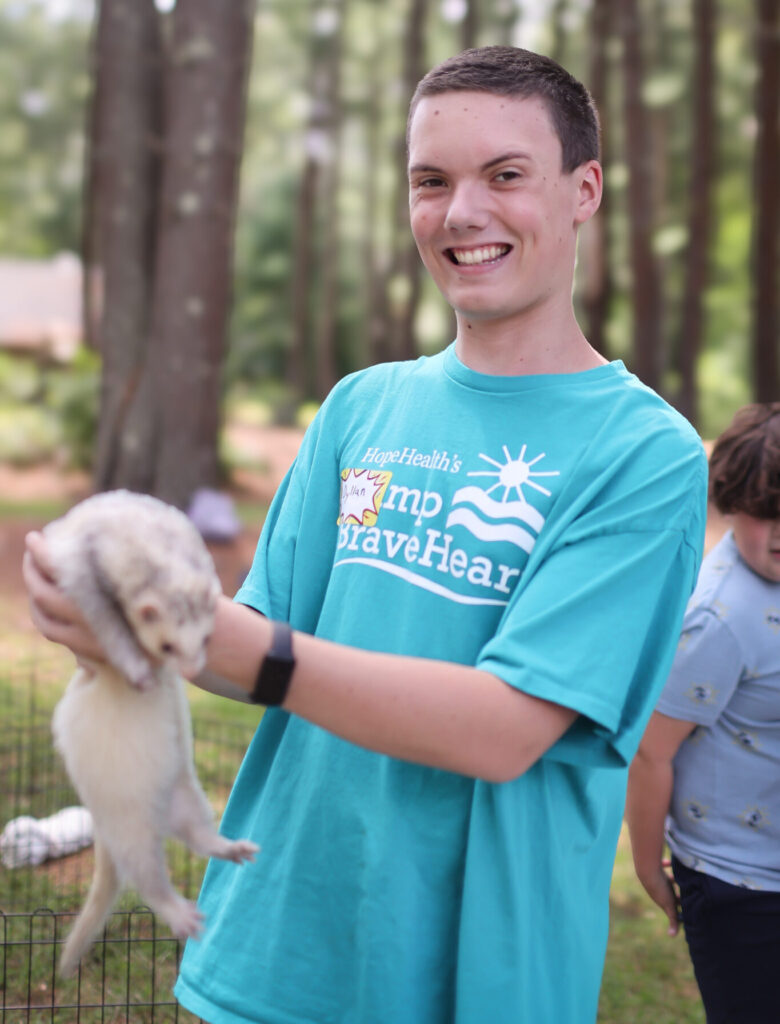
[453,305,607,377]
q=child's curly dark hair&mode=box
[709,403,780,519]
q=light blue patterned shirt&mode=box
[659,531,780,889]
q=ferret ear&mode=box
[136,594,163,623]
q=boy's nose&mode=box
[444,182,490,232]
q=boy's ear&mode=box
[573,160,603,226]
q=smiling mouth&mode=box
[447,244,511,266]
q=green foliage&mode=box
[0,347,98,468]
[0,402,60,464]
[0,0,91,255]
[43,346,100,469]
[0,0,768,437]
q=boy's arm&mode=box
[625,710,696,935]
[206,595,578,782]
[24,534,576,782]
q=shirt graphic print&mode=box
[335,442,560,607]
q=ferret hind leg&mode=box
[59,839,120,978]
[169,771,259,864]
[109,828,204,940]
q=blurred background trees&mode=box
[0,0,777,507]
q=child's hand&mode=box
[23,531,106,664]
[636,861,681,937]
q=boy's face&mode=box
[732,512,780,583]
[407,90,601,332]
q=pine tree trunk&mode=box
[677,0,716,424]
[314,0,346,401]
[87,0,162,492]
[461,0,478,50]
[579,0,612,357]
[618,0,664,391]
[387,0,428,363]
[752,0,780,401]
[148,0,255,507]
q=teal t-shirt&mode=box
[175,346,707,1024]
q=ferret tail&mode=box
[59,839,120,978]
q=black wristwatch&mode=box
[249,619,295,706]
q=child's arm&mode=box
[625,710,696,935]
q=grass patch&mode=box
[0,498,75,520]
[598,826,704,1023]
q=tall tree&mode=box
[751,0,780,401]
[90,0,255,508]
[676,0,716,424]
[288,0,342,398]
[579,0,613,356]
[461,0,479,50]
[550,0,568,65]
[363,5,392,367]
[617,0,664,391]
[313,0,346,400]
[386,0,429,363]
[86,0,162,492]
[148,0,255,507]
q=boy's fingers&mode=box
[24,531,57,582]
[22,550,74,623]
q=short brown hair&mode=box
[408,46,601,172]
[708,403,780,518]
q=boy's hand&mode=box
[636,861,681,937]
[22,531,106,664]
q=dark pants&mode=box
[672,856,780,1024]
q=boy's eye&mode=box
[416,176,446,188]
[494,169,521,182]
[160,642,178,655]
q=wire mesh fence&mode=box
[2,908,192,1022]
[0,665,256,1022]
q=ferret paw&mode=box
[127,666,158,691]
[165,899,205,940]
[219,838,260,864]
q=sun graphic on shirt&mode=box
[467,445,560,502]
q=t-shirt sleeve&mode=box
[476,527,702,768]
[234,403,342,631]
[654,609,744,726]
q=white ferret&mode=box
[44,490,258,977]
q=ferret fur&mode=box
[44,490,258,977]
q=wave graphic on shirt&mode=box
[446,487,543,553]
[445,446,559,552]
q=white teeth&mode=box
[450,245,509,265]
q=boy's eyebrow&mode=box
[408,162,444,176]
[408,152,533,176]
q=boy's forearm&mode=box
[625,751,674,874]
[203,597,577,782]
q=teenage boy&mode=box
[25,47,707,1024]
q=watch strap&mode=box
[250,619,295,706]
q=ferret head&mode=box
[125,580,221,678]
